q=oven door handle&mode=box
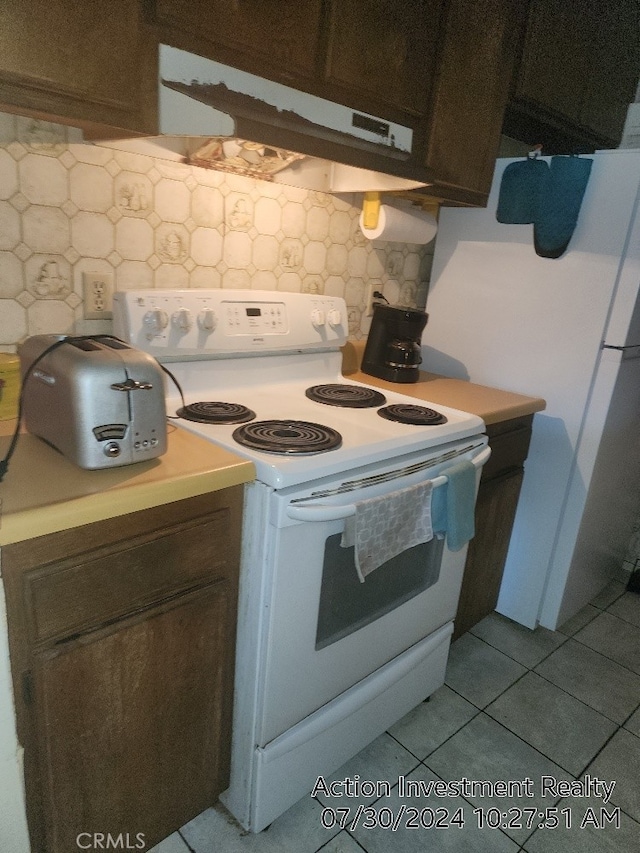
[286,504,358,522]
[286,445,491,522]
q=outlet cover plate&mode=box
[83,271,114,320]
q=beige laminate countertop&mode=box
[0,422,255,546]
[342,342,546,425]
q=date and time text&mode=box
[312,773,622,833]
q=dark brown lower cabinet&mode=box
[454,415,533,639]
[1,487,243,853]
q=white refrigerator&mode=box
[422,149,640,631]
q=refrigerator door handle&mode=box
[601,343,640,361]
[602,343,640,351]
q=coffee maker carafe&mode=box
[361,303,428,383]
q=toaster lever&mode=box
[110,379,154,391]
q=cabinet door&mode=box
[0,0,155,133]
[154,0,324,82]
[419,0,522,204]
[325,0,443,118]
[573,0,639,142]
[453,416,533,639]
[30,583,233,853]
[454,469,524,639]
[513,0,640,146]
[515,0,592,125]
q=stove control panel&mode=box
[113,289,348,358]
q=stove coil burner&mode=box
[305,383,387,408]
[232,420,342,454]
[378,404,448,426]
[177,401,256,425]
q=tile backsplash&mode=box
[0,112,434,352]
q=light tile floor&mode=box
[152,573,640,853]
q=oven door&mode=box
[255,438,489,745]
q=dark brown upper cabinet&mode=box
[153,0,326,83]
[505,0,640,152]
[0,0,156,134]
[415,0,524,205]
[323,0,444,123]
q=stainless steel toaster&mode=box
[18,335,168,469]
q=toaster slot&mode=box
[95,336,131,350]
[69,339,102,351]
[66,336,131,352]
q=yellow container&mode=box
[0,354,20,420]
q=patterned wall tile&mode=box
[0,202,20,251]
[73,212,114,258]
[26,255,71,299]
[254,196,281,235]
[155,223,189,264]
[0,111,435,352]
[0,150,18,199]
[17,115,67,155]
[115,171,152,217]
[70,162,114,213]
[191,228,223,267]
[0,299,27,344]
[22,205,69,254]
[156,178,191,223]
[225,193,253,232]
[306,205,331,242]
[191,184,224,228]
[19,154,67,206]
[0,252,23,298]
[281,201,306,238]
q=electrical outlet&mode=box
[83,271,114,320]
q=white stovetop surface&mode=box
[164,351,485,490]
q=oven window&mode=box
[315,533,444,650]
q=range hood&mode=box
[99,45,431,194]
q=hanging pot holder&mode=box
[496,151,549,224]
[534,155,593,258]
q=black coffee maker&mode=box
[361,303,428,383]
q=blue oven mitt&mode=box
[534,155,593,258]
[496,156,549,224]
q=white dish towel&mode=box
[341,480,434,582]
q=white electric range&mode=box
[114,289,489,832]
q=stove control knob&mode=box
[198,309,217,333]
[144,308,169,332]
[311,308,325,327]
[327,309,342,327]
[171,307,193,333]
